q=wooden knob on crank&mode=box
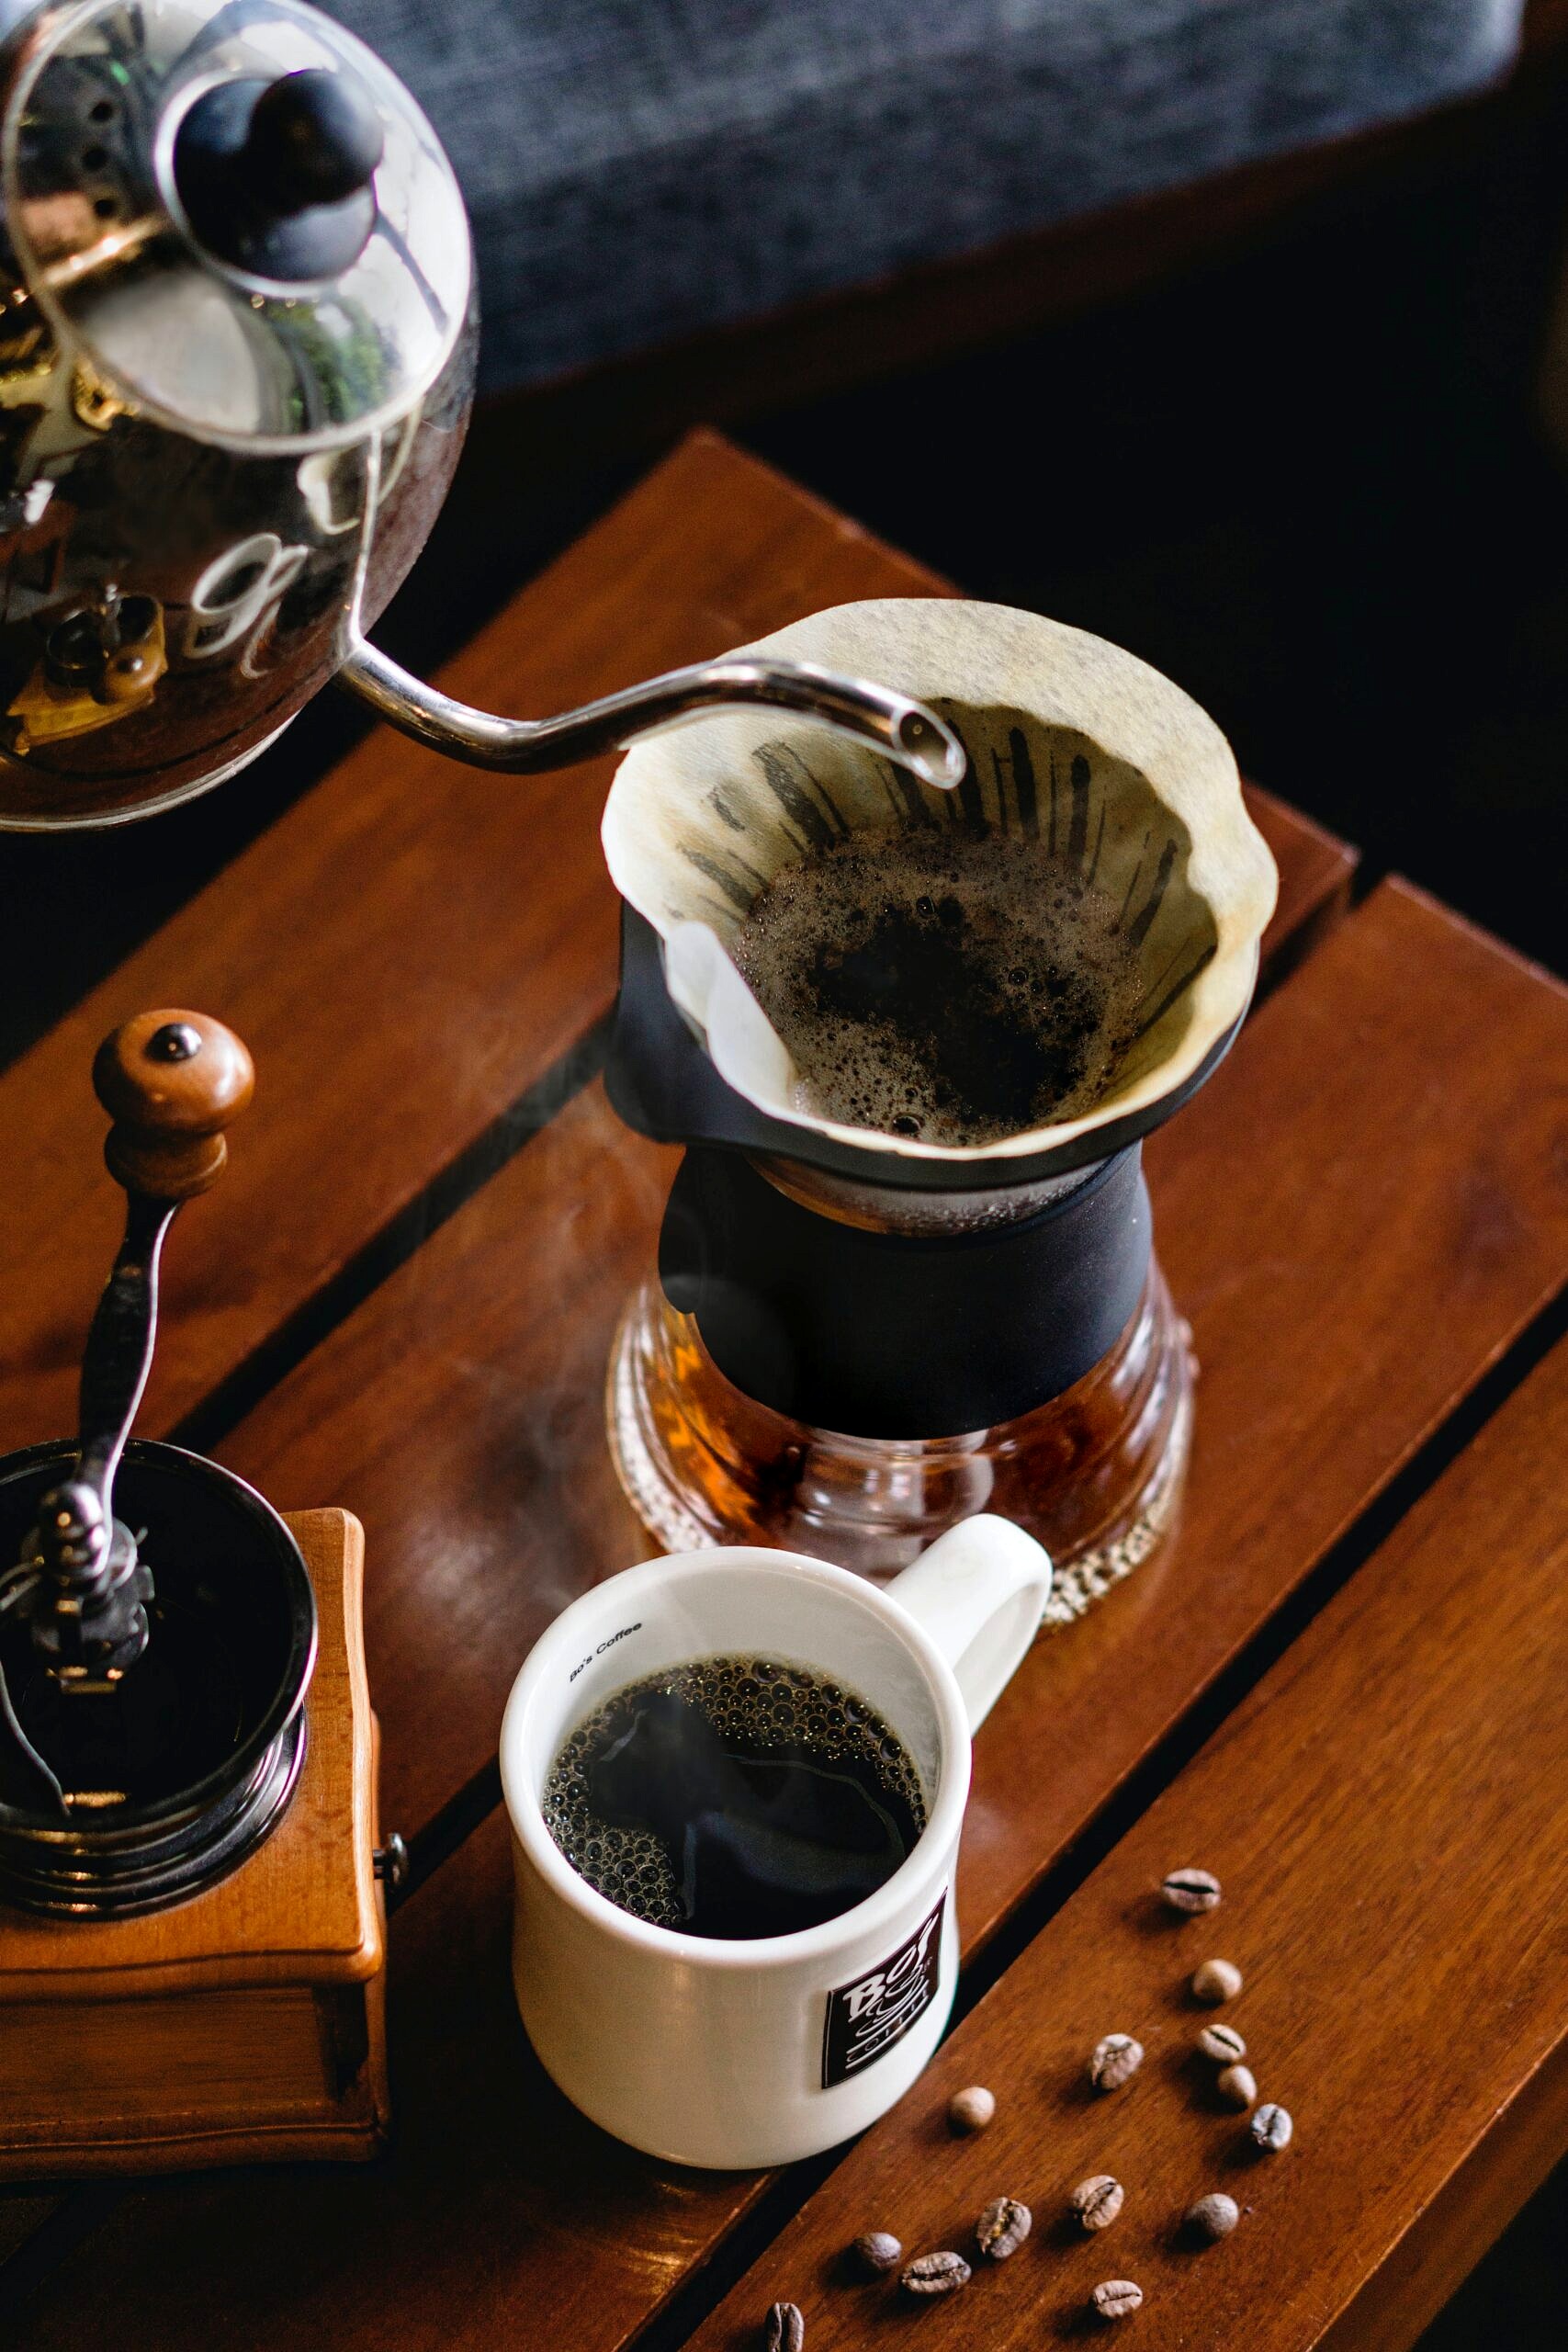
[92,1010,254,1199]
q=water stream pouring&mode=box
[602,601,1279,1617]
[0,0,961,828]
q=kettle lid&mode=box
[2,0,472,448]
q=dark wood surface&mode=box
[22,874,1563,2352]
[680,1333,1568,2352]
[1,435,1563,2352]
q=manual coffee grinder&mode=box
[0,1008,388,2176]
[603,601,1279,1623]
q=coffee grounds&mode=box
[730,826,1141,1147]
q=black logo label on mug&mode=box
[821,1894,945,2088]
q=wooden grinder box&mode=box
[0,1510,389,2176]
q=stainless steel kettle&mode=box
[0,0,960,828]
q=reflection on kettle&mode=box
[4,588,166,753]
[184,535,308,669]
[0,0,964,830]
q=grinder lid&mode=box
[3,0,471,448]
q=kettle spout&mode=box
[338,637,964,790]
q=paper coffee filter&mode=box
[602,600,1278,1165]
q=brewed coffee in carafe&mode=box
[602,600,1278,1622]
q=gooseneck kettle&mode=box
[0,0,961,828]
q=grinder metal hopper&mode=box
[602,601,1278,1615]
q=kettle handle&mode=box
[337,636,964,791]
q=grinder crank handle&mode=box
[338,639,965,790]
[72,1010,254,1515]
[0,1011,254,1809]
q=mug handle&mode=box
[886,1515,1052,1733]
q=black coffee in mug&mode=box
[541,1657,927,1939]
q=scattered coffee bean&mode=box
[1162,1867,1222,1915]
[1217,2063,1257,2109]
[1185,2192,1240,2242]
[1070,2175,1125,2232]
[975,2197,1032,2260]
[947,2085,996,2135]
[1089,2033,1144,2092]
[763,2302,805,2352]
[851,2231,902,2276]
[902,2252,971,2297]
[1091,2278,1144,2322]
[1196,2023,1247,2064]
[1191,1958,1242,2004]
[1252,2102,1293,2151]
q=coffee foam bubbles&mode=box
[729,827,1143,1148]
[541,1656,927,1929]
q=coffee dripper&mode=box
[602,600,1279,1620]
[0,0,960,829]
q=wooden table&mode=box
[1,433,1565,2350]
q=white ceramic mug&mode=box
[499,1515,1050,2168]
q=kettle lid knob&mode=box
[174,66,386,281]
[248,67,385,210]
[3,0,472,443]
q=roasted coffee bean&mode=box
[1185,2192,1239,2242]
[1091,2278,1144,2322]
[1217,2063,1257,2109]
[851,2231,901,2275]
[1191,1958,1242,2004]
[947,2084,996,2135]
[1089,2032,1144,2092]
[902,2252,971,2297]
[763,2302,805,2352]
[1070,2175,1125,2232]
[1252,2102,1293,2151]
[975,2197,1032,2260]
[1197,2023,1247,2064]
[1162,1867,1221,1915]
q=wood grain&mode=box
[18,879,1562,2347]
[0,2202,54,2266]
[0,435,946,1453]
[680,1334,1568,2352]
[0,1807,750,2351]
[958,872,1568,1948]
[221,877,1567,1846]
